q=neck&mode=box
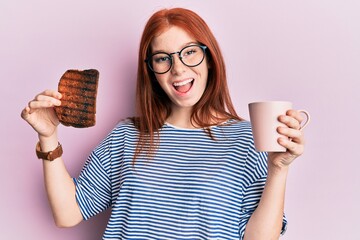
[166,106,197,129]
[166,106,231,129]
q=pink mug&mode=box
[248,101,310,152]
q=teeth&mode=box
[173,79,193,87]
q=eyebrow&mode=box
[151,41,199,54]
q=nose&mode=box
[170,53,186,75]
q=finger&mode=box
[29,93,62,109]
[28,99,58,112]
[277,126,303,142]
[40,89,62,99]
[35,94,62,105]
[278,114,301,130]
[278,137,304,155]
[25,99,59,117]
[287,109,304,123]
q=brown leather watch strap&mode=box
[36,142,63,161]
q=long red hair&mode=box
[132,8,242,159]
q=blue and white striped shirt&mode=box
[74,119,287,239]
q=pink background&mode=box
[1,0,359,239]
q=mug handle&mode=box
[298,110,311,130]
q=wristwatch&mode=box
[36,142,63,161]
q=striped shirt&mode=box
[74,119,287,239]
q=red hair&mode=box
[132,8,242,159]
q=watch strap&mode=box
[36,142,63,161]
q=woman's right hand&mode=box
[22,90,83,227]
[21,90,62,138]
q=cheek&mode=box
[199,66,209,84]
[155,75,169,90]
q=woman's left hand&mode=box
[267,109,306,169]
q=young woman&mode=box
[21,8,306,240]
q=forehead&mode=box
[151,26,196,52]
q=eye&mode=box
[183,47,197,56]
[153,54,171,63]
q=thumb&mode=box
[20,106,30,120]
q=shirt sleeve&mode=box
[73,137,113,220]
[238,149,288,239]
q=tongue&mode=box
[175,82,192,93]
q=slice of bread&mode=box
[54,69,99,128]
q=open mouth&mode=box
[173,78,194,93]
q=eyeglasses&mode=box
[145,44,207,74]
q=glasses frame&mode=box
[145,44,208,74]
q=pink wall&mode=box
[1,0,359,239]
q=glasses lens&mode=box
[149,53,172,74]
[180,45,206,67]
